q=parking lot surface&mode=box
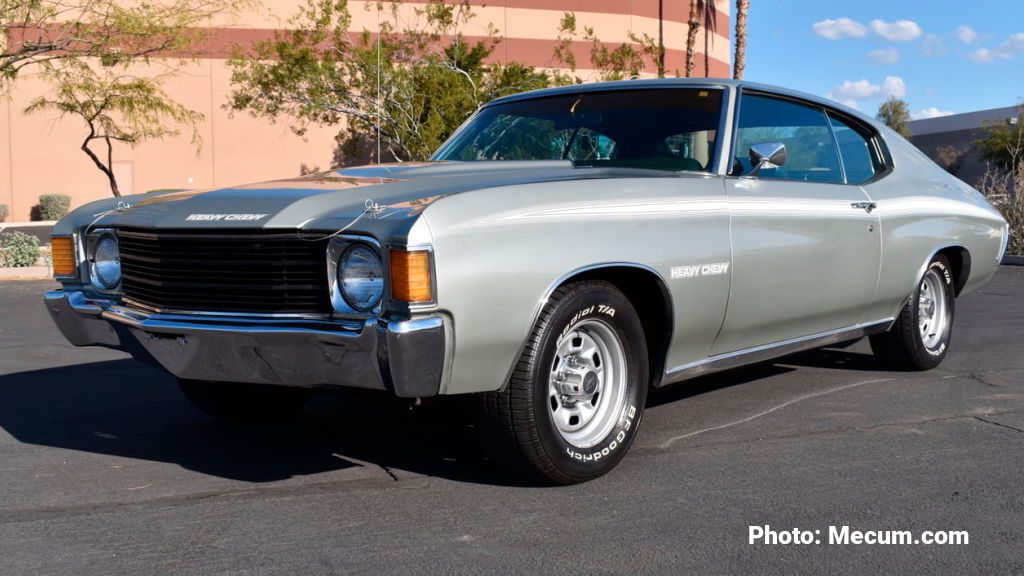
[1,268,1022,575]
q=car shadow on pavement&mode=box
[0,359,516,486]
[780,347,883,372]
[647,363,798,407]
[0,347,886,486]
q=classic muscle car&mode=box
[44,79,1009,484]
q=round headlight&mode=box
[338,244,384,311]
[92,235,121,290]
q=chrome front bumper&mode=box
[43,290,447,398]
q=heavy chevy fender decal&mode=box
[671,262,730,279]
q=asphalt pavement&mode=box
[1,269,1022,575]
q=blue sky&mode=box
[739,0,1024,118]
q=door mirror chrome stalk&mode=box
[746,142,787,177]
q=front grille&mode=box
[117,229,331,314]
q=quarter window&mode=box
[828,114,884,184]
[732,94,843,183]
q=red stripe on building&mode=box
[200,28,730,76]
[382,0,732,38]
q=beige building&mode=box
[0,0,730,222]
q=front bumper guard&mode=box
[44,290,447,398]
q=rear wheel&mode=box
[479,280,648,485]
[178,379,311,422]
[870,254,955,370]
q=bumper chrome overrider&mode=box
[44,290,447,398]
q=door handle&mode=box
[851,202,877,214]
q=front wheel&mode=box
[178,379,311,422]
[479,280,648,485]
[870,254,955,370]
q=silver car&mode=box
[44,79,1009,484]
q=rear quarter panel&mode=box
[861,127,1006,322]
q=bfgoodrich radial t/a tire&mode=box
[870,254,956,371]
[480,280,648,484]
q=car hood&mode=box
[60,161,674,236]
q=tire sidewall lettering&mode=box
[560,303,618,341]
[564,404,637,462]
[542,294,646,473]
[920,260,953,356]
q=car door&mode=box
[710,92,882,355]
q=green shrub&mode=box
[0,231,41,267]
[0,204,8,222]
[33,194,71,221]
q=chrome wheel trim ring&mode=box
[547,318,628,449]
[918,268,948,349]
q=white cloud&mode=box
[836,99,861,110]
[956,25,978,45]
[921,34,946,57]
[870,19,923,41]
[828,76,906,102]
[867,46,900,64]
[882,75,907,98]
[813,17,868,40]
[970,48,994,63]
[912,107,955,120]
[830,79,881,100]
[970,32,1024,63]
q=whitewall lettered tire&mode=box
[480,280,648,484]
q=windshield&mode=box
[433,88,723,172]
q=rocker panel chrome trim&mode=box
[661,318,894,386]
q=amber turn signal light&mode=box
[390,249,433,303]
[51,236,76,277]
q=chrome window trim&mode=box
[730,88,895,185]
[434,85,730,175]
[713,84,738,175]
[826,111,850,184]
[823,108,894,185]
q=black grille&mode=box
[116,229,331,314]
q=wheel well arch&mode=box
[554,264,674,389]
[933,243,970,293]
[936,246,971,296]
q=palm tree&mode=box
[703,0,718,76]
[685,0,700,77]
[733,0,749,79]
[686,0,721,77]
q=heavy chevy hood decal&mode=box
[81,161,668,231]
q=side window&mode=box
[564,127,616,161]
[732,94,843,183]
[828,114,884,183]
[664,130,716,171]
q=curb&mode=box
[1002,255,1024,267]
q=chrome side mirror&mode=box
[747,142,786,177]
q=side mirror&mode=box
[747,142,786,177]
